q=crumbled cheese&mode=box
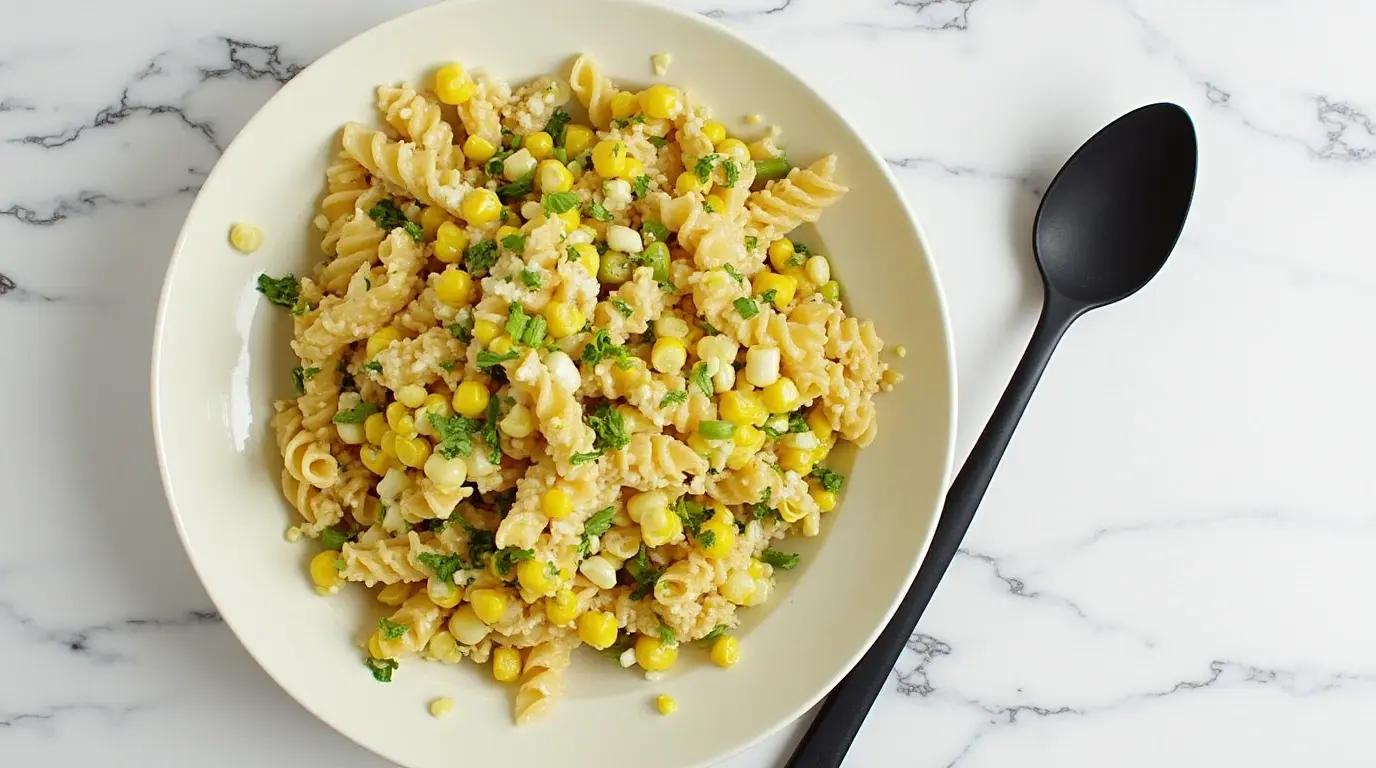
[651,53,673,77]
[607,225,644,254]
[284,526,302,542]
[602,179,633,212]
[619,648,637,668]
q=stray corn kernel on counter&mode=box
[257,53,901,725]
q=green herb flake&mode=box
[697,528,716,550]
[428,412,478,459]
[476,348,519,370]
[362,360,383,375]
[501,233,526,252]
[579,328,633,369]
[587,402,631,453]
[750,487,776,520]
[465,240,499,275]
[255,273,299,309]
[482,393,502,465]
[585,200,614,222]
[377,618,409,640]
[744,236,759,251]
[722,158,740,188]
[367,200,410,232]
[402,221,424,242]
[291,365,321,394]
[570,450,604,465]
[810,466,845,493]
[566,244,581,262]
[673,497,707,536]
[659,390,688,408]
[579,505,617,557]
[759,288,778,307]
[440,360,456,371]
[642,220,670,244]
[647,135,668,148]
[657,624,678,648]
[364,656,399,682]
[786,410,810,434]
[632,174,650,200]
[626,545,664,600]
[493,547,535,577]
[333,401,379,424]
[690,362,713,398]
[546,108,571,146]
[320,527,357,550]
[543,191,581,215]
[761,549,800,570]
[416,552,465,582]
[448,319,472,343]
[700,625,729,642]
[520,269,542,289]
[610,297,633,317]
[733,297,759,320]
[699,320,720,336]
[497,172,535,201]
[723,264,745,284]
[694,155,716,183]
[468,529,497,565]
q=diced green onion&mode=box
[698,420,736,440]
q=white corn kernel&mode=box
[619,648,637,668]
[377,467,410,500]
[566,226,595,246]
[520,201,542,221]
[745,346,781,387]
[335,421,365,445]
[503,148,537,181]
[607,225,643,254]
[546,350,581,394]
[423,453,468,489]
[804,255,831,285]
[579,555,619,590]
[654,316,690,339]
[651,53,673,77]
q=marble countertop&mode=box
[5,0,1374,765]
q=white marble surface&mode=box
[4,0,1375,765]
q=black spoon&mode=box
[786,103,1198,767]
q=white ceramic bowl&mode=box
[151,1,956,765]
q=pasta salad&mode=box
[259,54,899,725]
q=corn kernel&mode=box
[639,85,681,119]
[228,222,263,253]
[806,409,833,441]
[460,188,502,225]
[309,550,341,591]
[675,171,709,196]
[778,446,815,475]
[502,147,537,181]
[767,239,796,272]
[753,271,798,310]
[525,131,554,160]
[704,194,725,213]
[386,401,415,436]
[469,588,508,624]
[578,610,619,650]
[696,519,736,559]
[364,412,388,445]
[542,488,573,519]
[517,558,559,598]
[545,588,580,626]
[492,646,522,682]
[499,402,534,438]
[427,577,463,608]
[811,486,838,512]
[433,220,468,263]
[379,430,399,459]
[745,346,781,388]
[569,242,600,278]
[423,452,467,488]
[619,156,644,181]
[434,63,475,105]
[564,124,595,158]
[626,490,667,523]
[472,319,501,344]
[656,694,677,715]
[447,604,489,645]
[463,134,497,163]
[366,327,401,359]
[640,504,683,547]
[433,267,473,306]
[394,384,427,409]
[702,120,727,146]
[716,138,751,165]
[721,570,755,605]
[650,336,688,374]
[761,377,800,413]
[544,300,585,339]
[805,255,831,286]
[360,444,390,476]
[710,635,740,668]
[592,140,628,178]
[579,555,619,590]
[376,583,412,607]
[718,390,766,426]
[450,380,490,419]
[490,336,515,359]
[429,695,457,717]
[557,207,580,232]
[634,634,679,671]
[394,435,432,468]
[537,158,574,193]
[610,91,639,120]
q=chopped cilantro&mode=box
[319,527,357,550]
[632,175,650,200]
[255,273,299,309]
[428,412,477,459]
[483,150,510,178]
[543,191,581,215]
[506,303,530,341]
[565,244,581,262]
[750,487,776,520]
[659,390,688,408]
[793,242,811,256]
[733,297,759,319]
[476,348,519,370]
[759,288,778,306]
[626,545,664,600]
[810,466,845,493]
[545,108,571,146]
[364,656,399,682]
[367,200,410,232]
[448,319,472,343]
[377,618,409,640]
[610,297,633,317]
[761,549,800,570]
[501,233,526,252]
[587,402,631,453]
[700,625,729,642]
[362,360,383,375]
[641,328,657,344]
[570,450,603,465]
[673,497,707,535]
[585,200,613,222]
[722,158,740,188]
[642,220,670,243]
[333,401,379,424]
[291,365,320,394]
[657,624,678,648]
[481,394,502,465]
[697,528,717,549]
[659,280,676,293]
[440,360,456,371]
[579,328,633,369]
[520,269,542,289]
[416,552,465,583]
[578,505,617,557]
[492,547,534,577]
[467,529,497,564]
[694,155,716,183]
[464,240,498,275]
[787,410,810,434]
[497,172,535,201]
[647,135,668,148]
[690,362,713,398]
[699,320,720,336]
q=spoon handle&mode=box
[784,290,1082,768]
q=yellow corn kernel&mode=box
[426,631,462,664]
[496,224,521,244]
[761,377,800,413]
[650,336,688,374]
[544,300,584,339]
[545,588,580,626]
[422,391,453,418]
[394,435,432,469]
[537,158,574,193]
[451,380,490,419]
[434,221,469,263]
[753,271,798,310]
[618,155,644,181]
[675,171,709,196]
[377,582,413,607]
[626,490,667,523]
[395,384,427,409]
[812,434,836,465]
[610,91,639,120]
[419,206,449,241]
[639,85,681,119]
[469,588,509,624]
[578,611,619,650]
[695,519,736,559]
[616,404,654,434]
[488,335,514,357]
[228,222,263,253]
[716,137,751,164]
[309,550,342,592]
[427,578,463,609]
[609,358,642,390]
[718,390,767,426]
[564,124,595,158]
[721,570,755,604]
[634,634,679,671]
[499,403,534,438]
[639,504,683,547]
[463,134,497,163]
[711,503,733,524]
[542,488,573,519]
[460,188,502,225]
[811,486,838,513]
[428,695,457,719]
[434,63,475,105]
[434,267,473,307]
[569,242,600,278]
[729,425,766,464]
[685,431,713,457]
[364,412,388,445]
[704,194,725,213]
[379,430,399,458]
[702,120,727,146]
[386,401,416,437]
[778,446,815,475]
[525,130,554,160]
[806,408,833,441]
[368,633,390,660]
[592,140,628,178]
[767,239,796,272]
[472,319,501,344]
[366,326,401,358]
[448,604,490,645]
[557,208,580,232]
[710,635,740,668]
[517,558,558,598]
[360,444,391,476]
[656,694,677,715]
[492,646,522,683]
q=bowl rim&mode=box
[149,0,958,764]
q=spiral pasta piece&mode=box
[592,267,665,344]
[376,83,458,163]
[378,592,447,658]
[297,355,342,432]
[568,54,615,129]
[397,478,474,524]
[340,532,429,585]
[509,350,597,476]
[454,71,510,146]
[279,469,343,532]
[340,122,472,215]
[271,401,338,489]
[602,433,708,492]
[294,229,425,362]
[514,635,576,725]
[318,209,386,295]
[372,326,465,392]
[500,76,571,134]
[744,155,848,241]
